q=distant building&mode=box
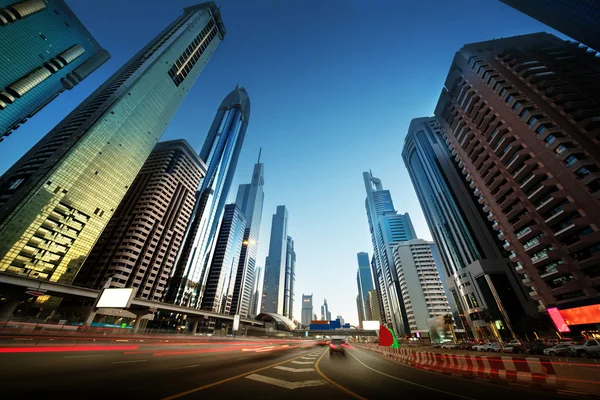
[283,236,296,319]
[261,206,288,315]
[356,252,374,327]
[336,315,345,325]
[301,294,313,327]
[0,0,110,141]
[249,265,263,316]
[320,298,331,321]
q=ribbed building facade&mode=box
[166,86,250,308]
[367,289,380,321]
[74,140,206,300]
[261,206,288,315]
[249,265,262,316]
[0,0,109,140]
[356,252,374,325]
[434,33,600,315]
[283,235,296,319]
[0,3,225,285]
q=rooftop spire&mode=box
[257,147,262,163]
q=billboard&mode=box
[427,316,452,342]
[547,307,571,333]
[362,320,380,331]
[558,304,600,326]
[233,314,241,332]
[96,288,135,308]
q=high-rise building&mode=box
[74,140,206,301]
[0,0,110,141]
[249,265,263,316]
[336,315,345,325]
[165,85,250,308]
[200,203,246,314]
[499,0,600,51]
[0,3,226,284]
[434,33,600,323]
[363,171,416,335]
[261,206,288,315]
[230,153,264,316]
[367,289,381,322]
[301,294,312,327]
[356,252,374,327]
[283,235,296,319]
[403,117,535,338]
[320,298,331,321]
[393,239,453,335]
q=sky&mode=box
[0,0,567,325]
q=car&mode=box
[329,338,346,355]
[472,343,489,352]
[543,344,571,357]
[476,342,501,352]
[317,339,330,346]
[526,340,551,355]
[503,344,524,354]
[568,339,600,358]
[441,342,457,349]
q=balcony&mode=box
[531,247,560,266]
[506,202,525,220]
[487,211,495,221]
[482,204,490,213]
[514,262,526,274]
[492,220,500,230]
[528,180,556,203]
[500,193,518,211]
[509,251,518,261]
[522,277,534,286]
[516,226,532,239]
[503,240,512,250]
[529,289,540,300]
[536,190,567,214]
[511,210,534,231]
[567,231,600,253]
[523,234,548,253]
[498,230,506,240]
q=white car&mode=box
[479,343,501,352]
[543,344,571,357]
[472,343,490,351]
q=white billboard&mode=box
[362,320,380,331]
[233,314,241,332]
[96,288,135,308]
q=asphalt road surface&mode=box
[0,341,577,399]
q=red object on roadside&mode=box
[379,324,393,347]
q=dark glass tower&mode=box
[356,252,374,326]
[282,235,296,319]
[0,3,225,285]
[0,0,109,141]
[166,86,250,307]
[261,205,288,315]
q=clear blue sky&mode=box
[0,0,566,325]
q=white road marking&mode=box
[173,364,201,370]
[63,355,105,358]
[346,350,475,400]
[291,361,314,364]
[274,366,314,372]
[245,374,326,389]
[301,356,316,359]
[112,360,147,364]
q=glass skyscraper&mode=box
[0,3,226,285]
[0,0,109,141]
[356,252,374,325]
[261,205,288,315]
[363,171,416,335]
[229,152,264,317]
[166,86,250,308]
[283,235,296,319]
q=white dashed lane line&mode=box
[273,366,315,372]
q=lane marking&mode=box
[274,366,315,372]
[173,364,201,370]
[291,361,314,364]
[245,374,326,389]
[345,349,475,400]
[237,357,249,361]
[112,359,147,364]
[63,355,105,358]
[160,350,317,399]
[315,349,368,400]
[301,356,317,359]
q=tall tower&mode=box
[229,151,264,316]
[320,298,331,321]
[260,205,288,315]
[74,140,206,301]
[0,3,226,284]
[363,171,415,335]
[356,252,374,326]
[0,0,110,140]
[434,33,600,323]
[283,235,296,319]
[165,86,250,308]
[249,265,263,316]
[301,294,313,327]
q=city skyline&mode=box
[0,0,573,325]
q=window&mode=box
[575,167,591,179]
[555,144,567,155]
[499,88,507,97]
[506,94,514,104]
[535,125,547,136]
[565,155,579,168]
[512,101,521,110]
[544,135,556,147]
[8,178,24,190]
[39,33,47,40]
[527,116,538,128]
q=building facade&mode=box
[249,265,263,316]
[301,294,312,327]
[434,33,600,323]
[499,0,600,51]
[0,3,225,286]
[320,298,331,321]
[393,239,453,335]
[261,206,288,315]
[364,171,416,335]
[229,154,264,316]
[165,85,250,308]
[282,235,296,319]
[200,203,246,314]
[74,140,206,301]
[356,252,374,326]
[402,117,535,338]
[0,0,110,141]
[367,289,381,322]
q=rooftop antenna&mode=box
[235,80,240,90]
[257,147,262,163]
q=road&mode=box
[0,341,577,399]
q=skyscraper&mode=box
[283,235,296,319]
[261,206,288,315]
[0,0,110,141]
[74,140,206,301]
[229,152,264,316]
[434,33,600,324]
[320,298,331,321]
[200,204,246,314]
[249,265,263,316]
[165,85,250,308]
[403,117,535,338]
[363,171,416,335]
[393,239,453,335]
[367,289,381,322]
[0,3,225,284]
[499,0,600,51]
[301,294,312,327]
[356,252,374,326]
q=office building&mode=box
[356,252,374,326]
[403,117,535,338]
[200,204,246,314]
[336,315,345,325]
[0,0,110,141]
[74,140,206,300]
[261,206,288,315]
[282,235,296,319]
[0,3,225,284]
[321,298,331,321]
[367,289,381,322]
[249,265,263,316]
[434,33,600,321]
[165,85,250,308]
[364,171,416,335]
[393,239,452,335]
[229,153,264,316]
[301,294,312,327]
[499,0,600,51]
